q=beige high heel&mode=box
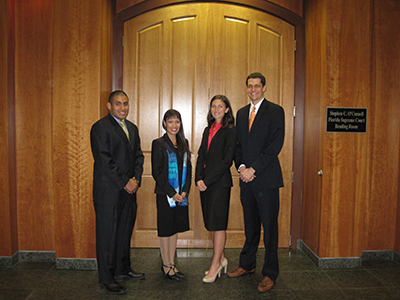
[205,258,228,275]
[220,258,228,274]
[202,265,222,283]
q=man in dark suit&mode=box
[90,90,145,295]
[227,73,285,293]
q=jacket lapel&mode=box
[208,126,224,151]
[242,104,251,136]
[203,128,210,154]
[125,120,135,149]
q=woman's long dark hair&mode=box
[162,109,190,154]
[206,95,235,128]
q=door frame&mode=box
[112,0,305,247]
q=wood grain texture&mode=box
[6,0,18,256]
[0,0,12,256]
[290,15,305,245]
[52,0,112,258]
[15,0,55,251]
[3,0,398,261]
[100,0,114,119]
[270,0,303,17]
[123,3,295,248]
[116,0,143,12]
[116,0,303,17]
[319,0,373,258]
[0,0,112,259]
[301,0,325,255]
[369,0,400,253]
[303,0,400,258]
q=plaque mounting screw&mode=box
[318,170,323,176]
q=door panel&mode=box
[123,3,294,248]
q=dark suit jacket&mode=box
[90,113,144,205]
[151,134,192,198]
[235,99,284,189]
[195,126,237,189]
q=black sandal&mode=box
[170,264,185,278]
[161,264,180,281]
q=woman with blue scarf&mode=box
[151,109,191,281]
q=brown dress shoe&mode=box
[227,267,256,278]
[257,276,274,292]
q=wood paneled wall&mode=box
[0,0,112,258]
[302,0,325,255]
[303,0,400,258]
[52,0,113,258]
[15,0,55,252]
[374,0,400,254]
[2,0,399,261]
[397,150,400,252]
[0,0,14,257]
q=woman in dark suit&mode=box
[151,109,191,281]
[195,95,237,283]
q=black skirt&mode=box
[156,194,190,237]
[200,187,231,231]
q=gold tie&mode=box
[249,106,256,131]
[119,120,130,141]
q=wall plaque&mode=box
[326,107,367,133]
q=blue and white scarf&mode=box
[166,142,188,208]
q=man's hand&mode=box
[240,167,256,183]
[196,180,207,192]
[124,178,139,194]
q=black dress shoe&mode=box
[100,283,127,295]
[116,271,145,280]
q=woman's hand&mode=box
[196,180,207,192]
[173,193,184,203]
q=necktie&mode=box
[119,120,130,141]
[249,106,256,131]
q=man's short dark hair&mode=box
[108,90,128,103]
[246,72,266,87]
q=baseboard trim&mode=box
[296,239,320,266]
[297,239,361,269]
[0,251,97,270]
[56,258,97,270]
[19,251,56,262]
[4,245,400,270]
[362,250,395,261]
[394,250,400,263]
[1,251,55,267]
[296,240,400,269]
[0,252,18,267]
[297,239,400,269]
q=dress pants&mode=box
[239,184,279,281]
[94,192,137,285]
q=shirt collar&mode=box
[250,98,264,115]
[110,113,124,124]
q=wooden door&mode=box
[123,3,295,248]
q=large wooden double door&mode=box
[122,3,295,248]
